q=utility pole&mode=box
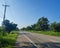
[2,4,9,21]
[2,4,9,36]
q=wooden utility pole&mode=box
[2,3,9,36]
[2,4,9,21]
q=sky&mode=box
[0,0,60,28]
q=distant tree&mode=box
[21,26,32,31]
[50,22,56,31]
[55,23,60,32]
[21,17,49,31]
[21,27,26,30]
[50,22,60,32]
[26,26,32,30]
[31,24,36,30]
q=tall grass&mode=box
[0,31,18,48]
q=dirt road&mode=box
[14,31,60,48]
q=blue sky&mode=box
[0,0,60,28]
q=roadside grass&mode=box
[0,31,19,48]
[27,30,60,37]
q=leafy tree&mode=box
[21,27,26,30]
[21,17,49,31]
[50,22,56,31]
[2,20,18,33]
[26,26,32,30]
[21,26,32,31]
[31,24,36,30]
[50,22,60,32]
[55,23,60,32]
[36,17,49,31]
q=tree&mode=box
[36,17,49,31]
[21,27,26,30]
[55,23,60,32]
[50,22,56,31]
[21,17,49,31]
[2,20,18,33]
[31,24,36,30]
[50,22,60,32]
[26,26,32,30]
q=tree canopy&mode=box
[2,20,18,33]
[21,17,49,31]
[50,22,60,32]
[36,17,49,31]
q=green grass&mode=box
[0,31,19,48]
[27,30,60,37]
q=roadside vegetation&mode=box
[0,31,18,48]
[27,31,60,37]
[0,19,19,48]
[21,17,60,36]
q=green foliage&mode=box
[28,31,60,36]
[21,16,60,32]
[2,20,18,33]
[36,17,49,31]
[0,19,18,48]
[21,27,26,30]
[0,26,7,36]
[26,26,32,30]
[21,17,49,31]
[31,24,37,30]
[50,22,60,32]
[0,31,18,48]
[0,27,4,32]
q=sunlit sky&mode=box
[0,0,60,28]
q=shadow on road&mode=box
[35,42,60,48]
[14,42,37,48]
[14,41,60,48]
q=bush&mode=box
[0,31,18,48]
[50,22,60,32]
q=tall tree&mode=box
[37,17,49,31]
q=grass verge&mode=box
[27,30,60,37]
[0,31,19,48]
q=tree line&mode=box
[21,17,60,32]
